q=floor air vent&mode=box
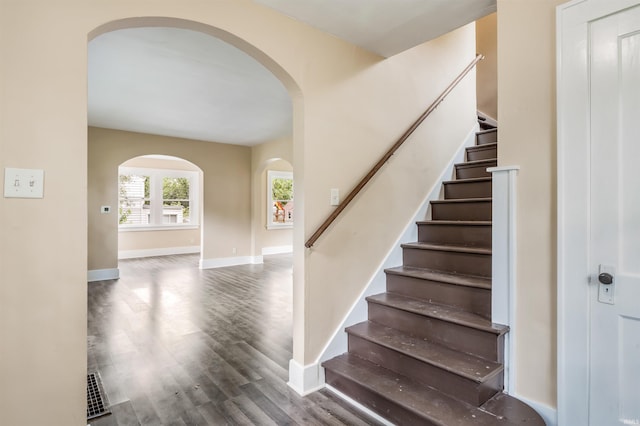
[87,372,110,420]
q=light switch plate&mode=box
[330,188,340,206]
[4,168,45,198]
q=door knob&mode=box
[598,272,614,285]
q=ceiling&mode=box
[88,0,495,146]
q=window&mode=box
[119,167,199,229]
[267,170,293,229]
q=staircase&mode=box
[322,125,545,425]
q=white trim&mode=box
[488,165,519,393]
[316,124,478,367]
[118,166,200,228]
[118,245,200,259]
[325,385,394,426]
[118,225,199,232]
[261,245,293,255]
[199,255,263,269]
[513,393,558,426]
[87,268,120,282]
[287,359,324,396]
[556,1,640,424]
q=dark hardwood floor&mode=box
[88,254,381,426]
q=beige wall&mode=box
[1,1,477,423]
[89,127,251,271]
[303,24,477,362]
[497,0,564,409]
[476,13,498,120]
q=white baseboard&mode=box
[325,385,394,426]
[316,124,479,366]
[261,245,293,255]
[287,359,325,396]
[118,245,200,259]
[87,268,120,282]
[199,255,263,269]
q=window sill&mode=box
[119,225,199,232]
[266,224,293,230]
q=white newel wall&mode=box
[488,165,519,394]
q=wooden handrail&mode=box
[305,54,484,248]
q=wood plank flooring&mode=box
[88,254,381,426]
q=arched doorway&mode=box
[87,18,305,406]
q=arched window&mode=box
[119,166,199,229]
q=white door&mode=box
[589,5,640,425]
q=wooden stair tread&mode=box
[481,392,547,425]
[455,159,497,168]
[366,292,508,335]
[401,242,491,255]
[476,128,498,136]
[385,265,492,289]
[323,353,503,426]
[443,176,492,185]
[467,142,497,151]
[346,321,502,383]
[416,220,492,226]
[430,197,491,205]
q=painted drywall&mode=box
[303,25,477,365]
[1,1,476,423]
[497,0,565,410]
[476,12,498,120]
[89,127,251,272]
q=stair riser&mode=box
[386,274,491,318]
[402,247,491,276]
[324,370,438,426]
[368,303,504,361]
[431,201,491,221]
[444,180,492,199]
[467,146,497,161]
[417,223,492,248]
[348,334,502,406]
[456,163,495,179]
[476,130,498,145]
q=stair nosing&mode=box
[384,265,492,289]
[416,220,492,226]
[455,159,497,168]
[443,177,492,185]
[430,197,491,205]
[366,293,508,335]
[401,242,491,255]
[476,128,498,135]
[466,142,497,151]
[346,321,503,383]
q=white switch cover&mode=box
[330,188,340,206]
[4,168,44,198]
